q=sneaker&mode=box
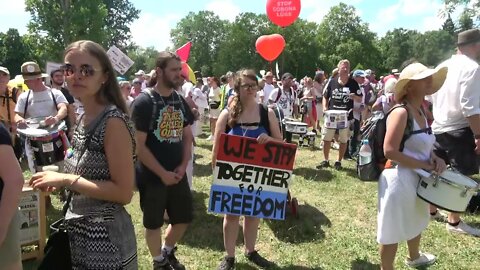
[316,160,330,169]
[430,210,447,222]
[207,134,213,141]
[319,141,324,150]
[446,220,480,237]
[245,251,275,269]
[163,247,185,270]
[334,161,342,170]
[405,252,436,268]
[153,258,173,270]
[217,256,235,270]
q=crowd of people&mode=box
[0,28,480,270]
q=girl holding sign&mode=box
[212,69,283,270]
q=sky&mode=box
[0,0,449,51]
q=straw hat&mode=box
[394,63,447,101]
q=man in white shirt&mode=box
[429,29,480,237]
[14,62,68,127]
[269,72,298,142]
[260,71,275,106]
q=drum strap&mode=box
[23,89,58,117]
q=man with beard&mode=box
[131,51,195,270]
[50,69,76,134]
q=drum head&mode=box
[18,120,66,138]
[441,170,477,188]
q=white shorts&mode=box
[209,108,221,119]
[322,128,350,143]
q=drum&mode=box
[324,110,348,129]
[416,169,480,213]
[285,121,308,134]
[299,131,316,147]
[17,119,67,167]
[273,105,285,134]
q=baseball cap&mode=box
[353,70,366,78]
[0,66,10,75]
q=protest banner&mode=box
[209,134,297,220]
[106,45,134,75]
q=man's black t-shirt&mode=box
[324,77,362,120]
[0,123,12,201]
[131,90,194,172]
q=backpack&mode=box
[357,104,414,181]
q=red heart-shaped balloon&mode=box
[255,34,286,62]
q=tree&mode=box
[125,46,159,79]
[379,28,419,73]
[215,13,271,76]
[103,0,140,49]
[0,29,36,77]
[25,0,139,62]
[25,0,108,61]
[170,11,228,76]
[442,15,456,35]
[458,10,475,31]
[316,3,381,74]
[413,30,455,66]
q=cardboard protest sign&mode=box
[106,45,134,75]
[209,134,297,220]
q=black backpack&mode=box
[357,104,414,181]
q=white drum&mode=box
[416,169,480,213]
[324,110,348,129]
[285,121,308,134]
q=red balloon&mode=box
[266,0,301,27]
[255,34,286,62]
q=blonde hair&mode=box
[337,59,350,68]
[228,69,258,128]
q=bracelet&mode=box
[70,175,81,187]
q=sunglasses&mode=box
[241,83,258,91]
[61,64,103,77]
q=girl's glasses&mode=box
[61,64,103,77]
[241,83,258,91]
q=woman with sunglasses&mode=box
[212,69,282,270]
[29,40,137,269]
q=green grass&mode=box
[23,129,480,269]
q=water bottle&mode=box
[358,139,372,165]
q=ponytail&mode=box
[228,95,242,127]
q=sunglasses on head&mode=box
[61,64,103,77]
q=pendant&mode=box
[173,129,178,137]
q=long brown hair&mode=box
[148,51,182,87]
[64,40,128,114]
[228,69,258,127]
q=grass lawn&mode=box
[22,130,480,270]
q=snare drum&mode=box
[273,105,285,134]
[285,121,308,134]
[324,110,348,129]
[17,120,67,167]
[416,169,480,213]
